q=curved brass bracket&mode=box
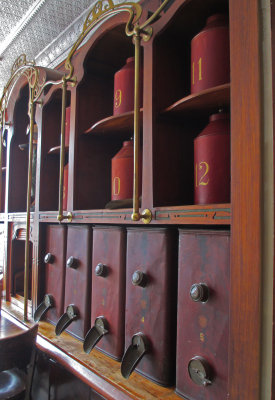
[131,208,152,224]
[57,212,73,223]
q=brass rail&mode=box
[57,78,72,223]
[131,31,152,224]
[24,100,35,320]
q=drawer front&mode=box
[44,224,67,324]
[91,226,126,360]
[125,227,177,386]
[176,229,230,400]
[64,225,92,340]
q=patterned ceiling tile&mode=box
[0,0,35,41]
[0,0,94,96]
[0,0,139,97]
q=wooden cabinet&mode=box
[0,0,266,398]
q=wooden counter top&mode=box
[2,302,185,400]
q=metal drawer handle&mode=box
[121,333,149,379]
[83,316,109,354]
[34,294,54,322]
[55,304,78,336]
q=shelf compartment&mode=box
[39,89,71,212]
[74,22,140,211]
[163,83,230,117]
[8,84,29,212]
[84,110,142,138]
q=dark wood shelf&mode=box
[84,110,143,138]
[154,203,231,225]
[162,83,230,116]
[38,203,231,225]
[48,145,69,155]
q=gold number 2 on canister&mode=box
[195,161,209,187]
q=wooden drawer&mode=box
[176,229,230,400]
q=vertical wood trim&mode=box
[270,0,275,398]
[229,0,262,398]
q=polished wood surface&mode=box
[163,83,230,116]
[229,0,262,398]
[0,0,266,398]
[2,305,185,400]
[0,313,26,339]
[84,110,143,138]
[272,2,275,399]
[0,312,38,372]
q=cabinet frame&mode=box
[0,0,267,398]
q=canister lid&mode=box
[195,112,230,139]
[123,140,133,147]
[192,13,229,42]
[204,14,228,29]
[209,112,229,122]
[126,57,135,64]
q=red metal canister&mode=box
[194,112,230,204]
[113,57,143,115]
[191,14,230,94]
[113,57,134,115]
[55,225,92,340]
[121,227,177,386]
[83,226,126,360]
[38,225,67,325]
[111,140,141,201]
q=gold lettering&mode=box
[114,89,122,108]
[198,58,202,81]
[192,62,195,85]
[199,161,209,186]
[113,176,120,195]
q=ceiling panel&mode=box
[0,0,94,96]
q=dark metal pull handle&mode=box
[95,263,108,277]
[132,270,147,287]
[83,316,109,354]
[44,253,55,264]
[66,256,78,269]
[190,283,209,302]
[121,333,149,379]
[55,304,78,336]
[34,294,54,322]
[188,356,213,386]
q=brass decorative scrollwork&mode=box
[60,0,172,224]
[0,54,65,320]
